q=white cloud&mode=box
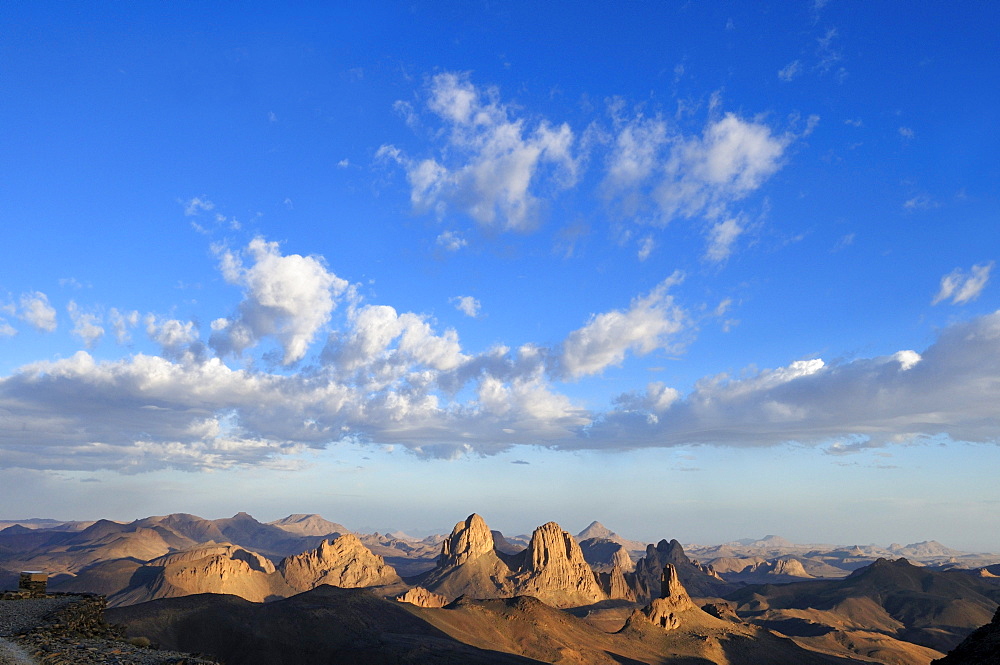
[933,262,993,305]
[637,235,655,261]
[0,320,16,337]
[657,113,788,221]
[381,72,579,231]
[18,292,57,332]
[899,126,915,139]
[603,114,669,209]
[585,312,1000,449]
[146,316,202,360]
[5,305,1000,471]
[325,304,468,377]
[184,197,215,216]
[210,237,350,364]
[903,194,937,210]
[451,296,481,318]
[600,108,790,260]
[778,60,802,81]
[67,301,104,347]
[109,308,139,344]
[436,230,467,252]
[832,233,855,251]
[560,273,686,378]
[705,217,744,262]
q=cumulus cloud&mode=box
[582,319,1000,451]
[380,72,579,231]
[560,273,686,378]
[451,296,481,318]
[656,113,788,221]
[324,304,467,377]
[933,262,993,305]
[0,320,16,337]
[5,305,1000,471]
[601,109,791,261]
[210,238,350,364]
[18,292,57,332]
[67,301,105,347]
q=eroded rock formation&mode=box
[396,586,450,608]
[279,533,401,592]
[514,521,607,607]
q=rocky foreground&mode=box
[0,593,217,665]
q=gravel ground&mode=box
[0,597,218,665]
[0,599,76,638]
[0,638,35,665]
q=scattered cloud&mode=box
[560,272,686,378]
[59,277,86,290]
[67,301,105,347]
[451,296,481,318]
[637,235,655,262]
[109,308,139,344]
[380,72,578,232]
[832,233,855,252]
[0,321,16,337]
[436,230,467,252]
[184,197,215,216]
[705,218,744,262]
[932,262,993,305]
[816,27,842,74]
[18,292,57,332]
[899,126,915,139]
[903,194,937,210]
[654,113,789,222]
[778,60,802,81]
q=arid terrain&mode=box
[1,513,998,664]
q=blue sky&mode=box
[2,2,999,550]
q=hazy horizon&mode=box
[2,3,998,554]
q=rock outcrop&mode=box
[396,586,450,608]
[513,522,606,608]
[598,565,636,602]
[279,533,401,592]
[439,514,495,567]
[422,514,609,608]
[625,564,697,632]
[109,543,291,606]
[634,539,732,599]
[420,514,517,601]
[579,537,634,573]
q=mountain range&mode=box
[2,511,999,665]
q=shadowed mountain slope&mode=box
[728,558,1000,663]
[932,606,1000,664]
[110,577,855,665]
[108,586,541,665]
